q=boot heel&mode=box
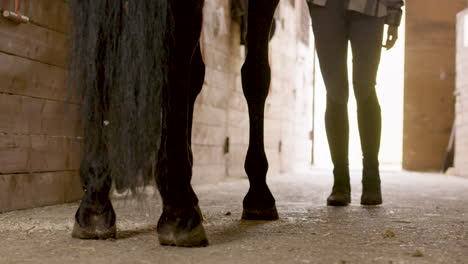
[361,175,382,205]
[327,168,351,206]
[327,188,351,206]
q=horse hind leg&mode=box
[156,0,208,247]
[241,0,280,220]
[72,40,116,239]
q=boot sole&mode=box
[326,199,350,206]
[360,197,383,206]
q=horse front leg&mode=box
[156,0,208,247]
[241,0,280,220]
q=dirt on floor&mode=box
[0,168,467,264]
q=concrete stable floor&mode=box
[0,168,467,264]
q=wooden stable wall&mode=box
[0,0,82,212]
[455,7,468,178]
[403,0,466,171]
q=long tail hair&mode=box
[70,0,173,191]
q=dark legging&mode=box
[308,0,384,172]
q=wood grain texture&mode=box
[455,9,468,178]
[0,52,76,102]
[403,0,466,171]
[0,134,81,174]
[0,18,68,68]
[0,171,82,213]
[0,93,81,137]
[0,0,79,213]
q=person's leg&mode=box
[349,12,385,205]
[307,0,351,206]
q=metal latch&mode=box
[2,10,30,24]
[2,0,29,24]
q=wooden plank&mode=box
[0,171,82,213]
[455,10,468,178]
[0,93,81,137]
[0,52,77,103]
[0,0,69,33]
[403,0,466,171]
[0,134,81,174]
[0,18,68,68]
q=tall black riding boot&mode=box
[361,166,382,205]
[325,99,351,206]
[327,167,351,206]
[357,92,382,205]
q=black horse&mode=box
[70,0,279,247]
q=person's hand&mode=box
[383,26,398,50]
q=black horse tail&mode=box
[70,0,173,192]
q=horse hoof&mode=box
[242,206,279,220]
[326,191,351,206]
[361,180,382,205]
[71,221,117,239]
[157,205,209,247]
[158,223,209,247]
[72,200,117,239]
